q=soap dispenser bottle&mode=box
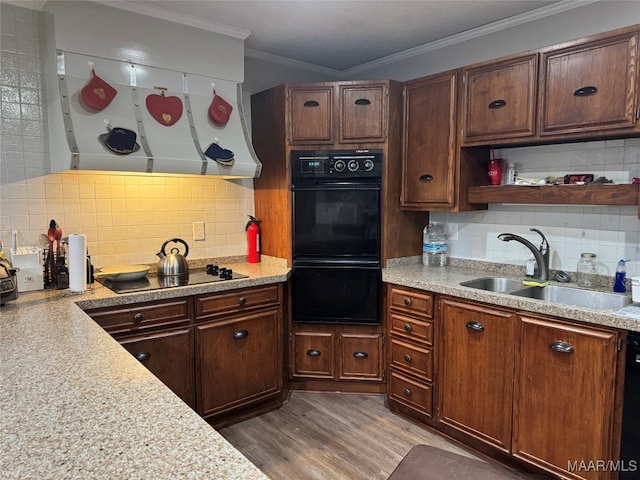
[613,259,627,293]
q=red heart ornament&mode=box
[146,91,183,126]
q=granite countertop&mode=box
[382,260,640,333]
[0,260,290,480]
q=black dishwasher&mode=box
[621,332,640,479]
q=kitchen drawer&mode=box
[195,285,280,321]
[86,298,191,335]
[390,338,432,381]
[390,312,433,345]
[389,287,433,318]
[389,371,432,417]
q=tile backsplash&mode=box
[1,172,254,267]
[432,139,640,279]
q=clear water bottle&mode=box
[576,253,596,287]
[423,223,448,267]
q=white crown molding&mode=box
[90,0,252,40]
[343,0,600,76]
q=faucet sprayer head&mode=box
[498,233,514,242]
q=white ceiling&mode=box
[93,0,591,73]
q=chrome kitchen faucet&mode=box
[498,228,550,282]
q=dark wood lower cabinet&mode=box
[289,324,385,391]
[513,315,621,480]
[118,326,195,408]
[86,283,286,425]
[195,308,282,418]
[385,285,627,480]
[439,298,515,453]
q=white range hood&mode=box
[41,1,261,178]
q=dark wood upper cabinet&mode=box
[402,71,458,208]
[401,70,488,212]
[288,85,334,144]
[461,53,538,144]
[339,84,387,143]
[539,27,640,137]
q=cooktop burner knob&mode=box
[334,159,346,172]
[347,159,359,172]
[363,159,374,171]
[206,264,219,276]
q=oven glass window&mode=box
[293,187,380,259]
[292,266,380,324]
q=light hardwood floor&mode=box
[219,391,480,480]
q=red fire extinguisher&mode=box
[246,215,261,263]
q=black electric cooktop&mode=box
[97,265,248,294]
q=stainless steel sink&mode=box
[510,285,631,311]
[461,277,632,311]
[459,277,527,293]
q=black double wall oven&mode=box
[291,149,382,325]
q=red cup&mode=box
[488,158,503,185]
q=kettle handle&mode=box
[161,238,189,258]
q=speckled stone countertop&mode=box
[383,258,640,333]
[0,259,290,480]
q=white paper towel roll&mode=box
[68,234,87,293]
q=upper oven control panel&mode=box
[291,149,383,180]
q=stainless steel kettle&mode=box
[156,238,189,276]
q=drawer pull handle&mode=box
[404,354,412,363]
[303,100,320,107]
[465,321,485,332]
[134,351,150,362]
[419,174,433,181]
[488,99,507,109]
[404,297,412,306]
[403,324,412,333]
[134,313,144,322]
[306,349,321,357]
[353,351,368,359]
[233,329,249,339]
[550,340,574,354]
[403,388,412,397]
[354,98,371,105]
[238,296,247,306]
[573,85,598,97]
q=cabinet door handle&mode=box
[419,174,433,181]
[403,323,412,333]
[134,313,144,323]
[404,354,412,363]
[465,321,485,332]
[354,98,371,105]
[233,329,249,339]
[549,340,574,353]
[573,85,598,97]
[403,388,412,397]
[488,99,507,109]
[306,349,321,356]
[134,351,150,362]
[238,296,247,306]
[403,297,412,306]
[353,351,368,359]
[303,100,320,107]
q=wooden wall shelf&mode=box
[468,184,640,218]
